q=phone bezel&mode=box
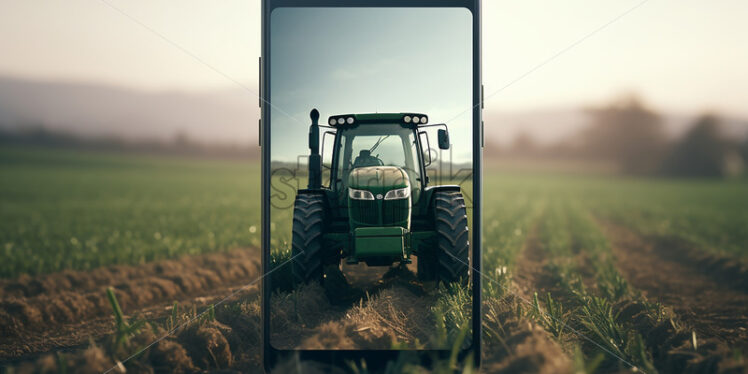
[261,1,482,370]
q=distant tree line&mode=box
[0,125,259,160]
[488,95,747,178]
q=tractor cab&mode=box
[327,115,429,215]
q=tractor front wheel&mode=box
[291,193,326,286]
[419,191,469,283]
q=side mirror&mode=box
[438,129,450,150]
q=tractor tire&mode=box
[433,191,469,283]
[291,193,326,286]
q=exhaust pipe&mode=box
[307,108,322,189]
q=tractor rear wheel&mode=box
[427,191,469,283]
[291,193,326,286]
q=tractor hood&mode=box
[348,166,409,195]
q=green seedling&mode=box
[106,287,145,354]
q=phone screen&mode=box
[264,6,476,352]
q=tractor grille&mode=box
[350,199,378,225]
[382,199,409,226]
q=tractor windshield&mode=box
[334,124,422,198]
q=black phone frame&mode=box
[261,0,482,371]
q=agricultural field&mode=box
[0,146,261,277]
[1,146,747,373]
[480,171,748,372]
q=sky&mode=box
[0,1,747,127]
[269,7,472,163]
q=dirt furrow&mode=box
[9,293,266,374]
[482,297,572,374]
[270,262,440,350]
[0,249,259,300]
[513,226,559,301]
[513,224,596,303]
[602,223,748,349]
[0,248,260,359]
[484,226,572,373]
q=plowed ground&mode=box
[3,222,748,373]
[0,248,260,362]
[602,223,748,350]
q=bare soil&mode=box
[513,226,559,301]
[270,259,445,350]
[513,224,602,304]
[7,222,748,373]
[512,221,748,373]
[3,253,469,372]
[9,299,266,374]
[491,226,573,373]
[601,224,748,350]
[483,296,572,374]
[0,248,260,361]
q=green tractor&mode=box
[291,109,469,286]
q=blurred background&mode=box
[1,1,746,175]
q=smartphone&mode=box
[261,0,482,370]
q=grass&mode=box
[530,292,566,339]
[3,147,745,279]
[528,196,659,371]
[0,146,260,277]
[478,171,746,372]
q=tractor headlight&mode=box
[329,118,337,125]
[420,116,428,124]
[346,116,355,124]
[384,187,410,200]
[349,188,375,200]
[403,115,412,123]
[412,116,421,124]
[337,117,345,125]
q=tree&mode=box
[510,131,538,157]
[660,114,734,178]
[580,95,667,174]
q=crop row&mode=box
[0,147,261,278]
